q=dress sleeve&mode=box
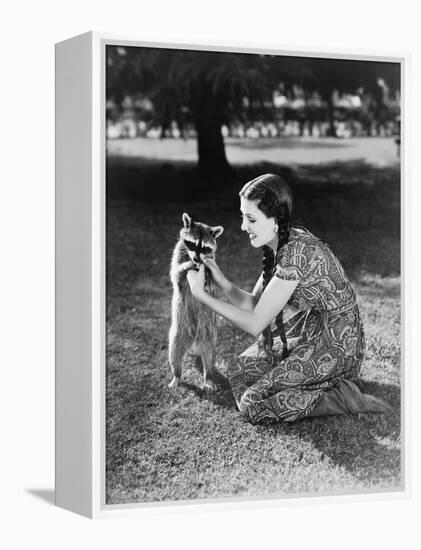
[275,239,312,282]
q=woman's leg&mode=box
[234,338,336,423]
[227,340,274,413]
[307,379,392,417]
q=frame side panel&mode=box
[55,32,93,518]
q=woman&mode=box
[187,173,390,424]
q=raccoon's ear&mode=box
[182,213,193,228]
[212,226,224,239]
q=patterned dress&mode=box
[228,227,390,424]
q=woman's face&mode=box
[240,196,278,250]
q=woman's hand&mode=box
[202,257,226,288]
[187,264,206,298]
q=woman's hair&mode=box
[239,173,293,362]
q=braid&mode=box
[261,245,275,361]
[240,175,294,364]
[261,209,291,363]
[274,208,291,361]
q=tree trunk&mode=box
[326,95,337,137]
[195,110,230,176]
[190,82,231,178]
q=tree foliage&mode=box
[107,46,400,170]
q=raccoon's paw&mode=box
[179,261,196,273]
[168,376,180,390]
[203,380,218,392]
[205,370,230,390]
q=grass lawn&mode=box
[105,158,401,504]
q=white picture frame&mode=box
[55,31,408,519]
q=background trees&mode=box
[106,47,400,176]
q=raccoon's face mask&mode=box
[183,239,214,265]
[181,212,224,266]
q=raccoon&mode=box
[168,212,225,390]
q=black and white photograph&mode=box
[105,44,402,505]
[5,0,421,546]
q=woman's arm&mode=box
[203,258,262,311]
[188,265,298,337]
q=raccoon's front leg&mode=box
[177,260,196,275]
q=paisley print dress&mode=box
[228,228,390,424]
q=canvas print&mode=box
[105,44,401,505]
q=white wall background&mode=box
[0,0,419,547]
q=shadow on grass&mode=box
[106,156,299,201]
[175,382,235,410]
[106,157,398,201]
[286,381,401,485]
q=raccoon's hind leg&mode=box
[193,354,204,374]
[198,343,228,390]
[168,376,179,390]
[168,324,191,390]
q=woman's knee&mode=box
[226,355,249,384]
